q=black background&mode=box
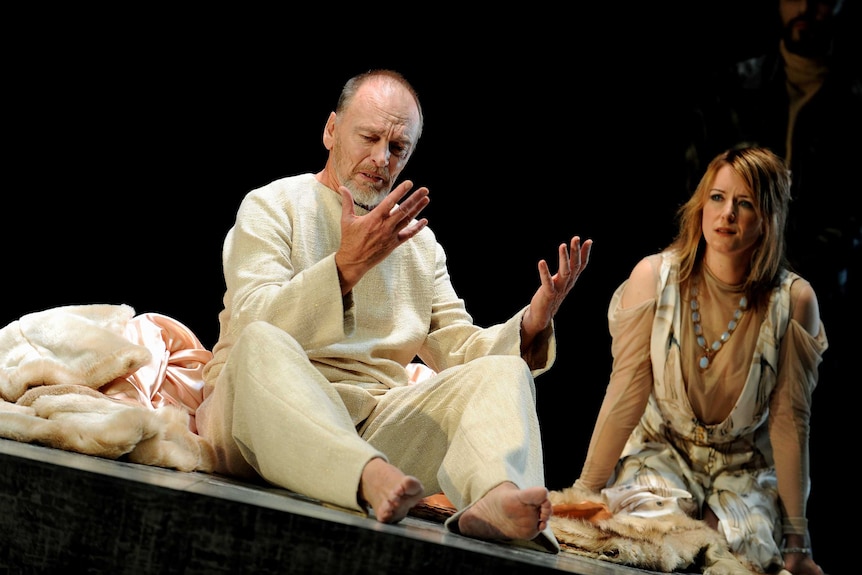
[4,5,849,572]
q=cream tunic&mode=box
[577,251,827,572]
[196,173,559,551]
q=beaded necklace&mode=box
[689,279,748,370]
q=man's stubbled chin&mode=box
[349,171,389,207]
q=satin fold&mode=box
[101,312,212,433]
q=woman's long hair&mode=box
[667,146,791,309]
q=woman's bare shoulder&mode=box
[621,255,661,308]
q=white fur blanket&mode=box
[0,304,214,472]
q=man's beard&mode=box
[783,18,834,58]
[344,180,387,210]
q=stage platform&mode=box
[0,438,683,575]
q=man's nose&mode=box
[371,142,391,166]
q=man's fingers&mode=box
[390,203,411,218]
[396,185,429,212]
[558,243,572,277]
[381,180,415,212]
[390,188,430,222]
[339,186,356,213]
[568,237,592,275]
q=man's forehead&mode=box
[348,84,420,137]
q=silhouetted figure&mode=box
[689,0,861,368]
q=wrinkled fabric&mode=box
[195,173,560,553]
[101,313,212,433]
[549,483,752,574]
[0,304,150,402]
[0,305,214,472]
[576,251,827,573]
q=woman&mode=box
[570,147,826,574]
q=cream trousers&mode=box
[196,321,557,549]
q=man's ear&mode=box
[322,111,337,151]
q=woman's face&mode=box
[701,164,764,259]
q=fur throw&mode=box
[0,304,214,472]
[549,484,758,575]
[0,304,150,401]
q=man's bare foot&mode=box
[359,457,425,524]
[457,482,552,542]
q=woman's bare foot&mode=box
[457,482,551,542]
[359,457,425,524]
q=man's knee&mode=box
[232,321,303,363]
[238,320,291,347]
[467,355,536,398]
[471,355,530,375]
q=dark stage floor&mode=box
[0,438,688,575]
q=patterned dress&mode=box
[577,250,827,572]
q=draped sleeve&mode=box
[768,315,827,536]
[576,280,656,491]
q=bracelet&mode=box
[781,547,811,555]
